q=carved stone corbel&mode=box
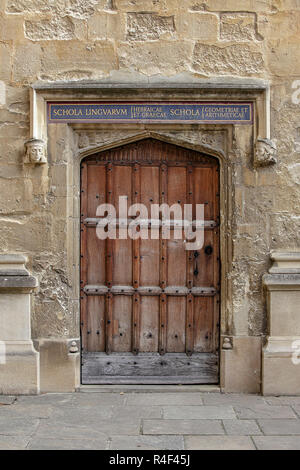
[254,138,277,167]
[24,138,47,164]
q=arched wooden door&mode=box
[80,138,220,384]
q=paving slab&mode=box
[143,419,224,435]
[184,435,255,450]
[0,435,30,450]
[51,404,113,423]
[28,437,108,450]
[222,419,262,435]
[0,417,39,436]
[202,393,266,406]
[36,421,108,440]
[0,404,54,419]
[253,436,300,450]
[17,393,73,406]
[109,435,184,450]
[163,405,236,420]
[0,396,16,406]
[265,396,300,406]
[126,392,204,406]
[258,419,300,435]
[234,405,297,419]
[72,392,126,406]
[292,405,300,418]
[111,405,162,419]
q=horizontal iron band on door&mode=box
[83,285,217,296]
[83,218,218,228]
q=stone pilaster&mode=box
[0,254,40,394]
[262,251,300,395]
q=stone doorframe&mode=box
[17,76,275,393]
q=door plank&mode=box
[82,352,218,382]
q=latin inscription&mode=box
[48,102,252,124]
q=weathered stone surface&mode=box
[12,43,42,83]
[0,44,11,82]
[25,17,75,41]
[184,435,255,450]
[110,435,184,450]
[222,419,262,435]
[0,0,300,397]
[127,12,175,41]
[234,404,297,419]
[220,13,258,41]
[193,43,264,76]
[88,12,125,40]
[253,436,300,450]
[258,419,300,435]
[143,419,224,435]
[163,405,236,419]
[41,41,117,80]
[176,12,218,40]
[118,41,193,75]
[6,0,100,18]
[126,392,204,406]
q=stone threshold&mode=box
[78,384,221,393]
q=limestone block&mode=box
[192,0,274,12]
[262,252,300,395]
[220,336,262,393]
[0,178,33,214]
[0,341,40,395]
[0,15,24,41]
[12,42,42,83]
[0,254,39,394]
[25,17,75,41]
[258,11,300,41]
[0,294,31,340]
[114,0,169,12]
[35,338,80,393]
[126,12,175,41]
[41,41,117,79]
[262,355,300,395]
[0,44,11,82]
[176,12,218,41]
[118,40,193,76]
[192,43,264,76]
[220,13,258,41]
[6,0,99,18]
[267,37,300,76]
[88,12,125,41]
[0,81,5,106]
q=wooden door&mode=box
[81,139,220,384]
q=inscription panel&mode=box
[48,102,252,124]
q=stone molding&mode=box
[269,251,300,274]
[29,75,271,165]
[0,254,40,394]
[262,250,300,395]
[0,254,38,291]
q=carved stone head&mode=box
[254,138,277,167]
[24,138,47,164]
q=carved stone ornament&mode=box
[24,138,47,164]
[254,138,277,167]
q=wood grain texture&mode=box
[80,138,220,383]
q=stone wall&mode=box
[0,0,300,349]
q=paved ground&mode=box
[1,387,300,450]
